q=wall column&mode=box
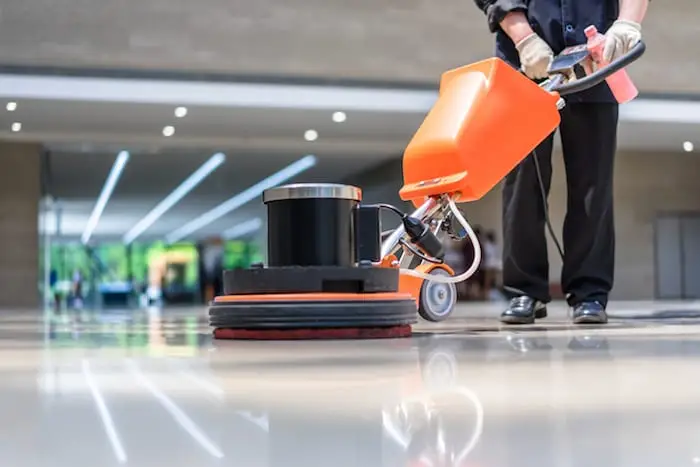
[0,142,42,308]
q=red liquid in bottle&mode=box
[584,25,639,104]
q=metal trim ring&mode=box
[263,183,362,203]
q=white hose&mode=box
[399,198,482,284]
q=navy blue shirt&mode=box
[476,0,620,103]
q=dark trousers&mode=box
[501,103,619,306]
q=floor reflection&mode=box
[15,306,700,466]
[44,307,209,353]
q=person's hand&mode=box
[515,33,554,80]
[603,19,642,62]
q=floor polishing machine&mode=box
[210,33,646,340]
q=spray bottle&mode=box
[584,25,639,104]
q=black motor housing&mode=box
[264,183,382,268]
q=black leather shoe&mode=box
[572,301,608,324]
[500,296,547,325]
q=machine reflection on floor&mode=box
[2,302,699,466]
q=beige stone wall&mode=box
[0,0,694,94]
[0,142,41,308]
[461,150,700,300]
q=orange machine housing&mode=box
[399,57,562,205]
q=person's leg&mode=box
[471,269,483,300]
[558,102,618,323]
[500,133,555,323]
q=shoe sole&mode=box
[500,308,547,325]
[573,315,608,325]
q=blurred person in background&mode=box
[71,269,83,309]
[473,0,649,324]
[443,240,468,300]
[201,240,224,301]
[49,268,62,312]
[462,226,484,300]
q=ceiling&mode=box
[2,87,699,154]
[0,72,695,245]
[21,100,423,244]
[44,147,391,243]
[0,80,428,244]
[0,100,425,152]
[0,0,697,94]
[23,97,699,245]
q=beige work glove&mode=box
[515,33,554,80]
[603,19,642,62]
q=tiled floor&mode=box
[6,301,700,466]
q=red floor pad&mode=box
[213,325,412,340]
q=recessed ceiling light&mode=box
[163,125,175,137]
[332,111,347,123]
[683,141,694,152]
[174,106,188,118]
[304,129,318,142]
[11,122,21,132]
[6,102,17,112]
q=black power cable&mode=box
[365,171,562,264]
[363,203,407,220]
[399,238,444,264]
[531,150,565,261]
[365,202,445,262]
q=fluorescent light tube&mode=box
[166,155,316,243]
[222,218,263,239]
[123,152,225,244]
[81,151,130,244]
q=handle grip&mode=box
[551,40,646,96]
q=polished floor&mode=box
[7,301,700,466]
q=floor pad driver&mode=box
[209,183,418,340]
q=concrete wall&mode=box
[0,0,694,94]
[611,151,700,299]
[351,151,700,300]
[0,142,42,308]
[463,151,700,300]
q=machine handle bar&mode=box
[550,40,646,96]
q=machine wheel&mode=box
[418,268,457,322]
